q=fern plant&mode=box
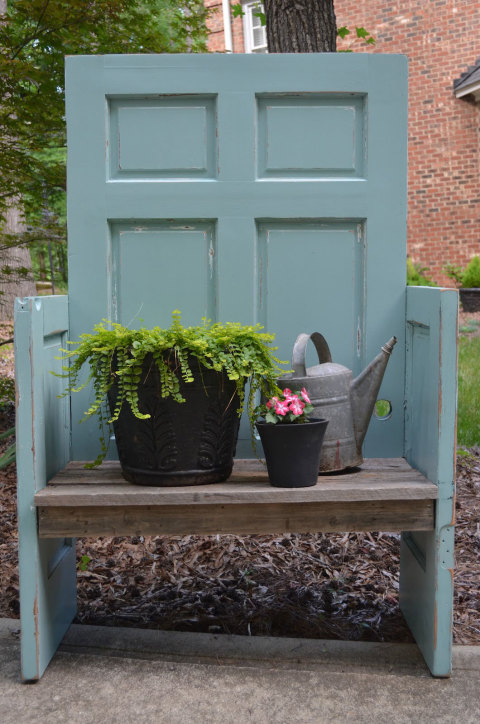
[57,310,288,464]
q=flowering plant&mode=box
[256,388,314,424]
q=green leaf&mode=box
[253,11,266,26]
[337,26,351,39]
[355,27,370,38]
[78,555,91,572]
[231,3,245,19]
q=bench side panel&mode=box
[15,295,76,681]
[401,286,458,677]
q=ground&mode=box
[0,317,478,644]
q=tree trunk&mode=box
[0,206,37,321]
[264,0,337,53]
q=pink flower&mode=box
[289,397,305,416]
[274,400,290,416]
[266,396,278,410]
[300,387,311,404]
[282,387,296,402]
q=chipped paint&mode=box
[208,237,215,279]
[450,491,456,527]
[34,583,40,678]
[448,568,454,588]
[29,337,35,466]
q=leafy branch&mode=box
[337,26,376,51]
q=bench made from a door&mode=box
[15,53,457,681]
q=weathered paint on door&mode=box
[65,53,407,459]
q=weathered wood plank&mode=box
[37,499,435,538]
[35,477,438,507]
[37,458,437,508]
[36,482,436,509]
[50,457,418,483]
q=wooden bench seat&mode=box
[35,458,437,538]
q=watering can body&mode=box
[277,332,396,472]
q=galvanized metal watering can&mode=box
[277,333,397,472]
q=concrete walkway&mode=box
[1,618,479,724]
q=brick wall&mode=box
[206,1,480,285]
[205,1,245,52]
[335,0,480,285]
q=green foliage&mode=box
[445,256,480,288]
[461,256,480,289]
[444,263,464,286]
[459,319,480,335]
[232,3,265,25]
[457,336,480,447]
[0,425,15,470]
[0,377,15,408]
[337,25,375,51]
[406,258,437,287]
[0,0,209,292]
[78,555,91,572]
[57,311,289,464]
[0,441,15,470]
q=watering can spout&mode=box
[350,337,397,452]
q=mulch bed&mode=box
[0,316,479,644]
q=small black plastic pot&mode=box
[255,418,329,488]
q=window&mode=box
[242,2,267,53]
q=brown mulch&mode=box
[0,319,479,644]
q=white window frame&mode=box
[242,1,268,54]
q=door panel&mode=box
[110,221,217,328]
[256,221,364,374]
[66,54,407,460]
[256,94,365,179]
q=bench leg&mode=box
[18,522,77,681]
[400,521,454,677]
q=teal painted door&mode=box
[66,54,407,459]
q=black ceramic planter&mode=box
[459,288,480,313]
[255,418,328,488]
[108,353,242,486]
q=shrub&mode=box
[461,256,480,288]
[406,258,437,287]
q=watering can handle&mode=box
[292,332,332,377]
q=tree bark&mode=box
[264,0,337,53]
[0,206,37,321]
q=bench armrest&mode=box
[15,295,71,490]
[405,287,458,497]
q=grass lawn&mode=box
[457,333,480,448]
